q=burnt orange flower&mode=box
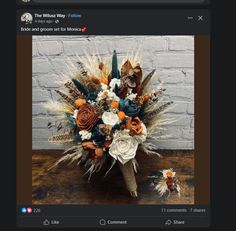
[82,142,104,159]
[104,140,112,148]
[82,141,97,150]
[74,98,86,107]
[76,104,99,131]
[99,62,104,70]
[117,111,126,121]
[95,148,104,158]
[90,76,100,85]
[126,117,143,136]
[143,95,150,102]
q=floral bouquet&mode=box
[46,50,174,197]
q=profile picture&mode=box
[21,12,33,25]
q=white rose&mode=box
[127,93,137,101]
[107,91,120,101]
[96,88,119,102]
[79,130,92,140]
[101,83,108,91]
[102,111,120,126]
[109,130,139,165]
[109,78,121,90]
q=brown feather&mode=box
[140,70,156,95]
[48,133,74,143]
[55,90,76,108]
[64,82,84,98]
[77,61,87,77]
[143,102,173,122]
[132,65,143,95]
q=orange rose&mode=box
[126,117,143,136]
[76,104,99,131]
[111,101,119,109]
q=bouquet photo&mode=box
[46,50,174,197]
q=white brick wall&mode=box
[32,36,194,150]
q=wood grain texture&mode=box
[32,150,194,205]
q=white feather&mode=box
[155,179,169,197]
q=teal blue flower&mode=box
[119,99,140,117]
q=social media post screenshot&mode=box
[16,9,210,228]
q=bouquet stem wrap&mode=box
[118,160,138,197]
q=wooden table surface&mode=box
[32,150,194,205]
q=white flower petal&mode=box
[102,111,120,126]
[73,109,79,119]
[127,93,137,101]
[101,83,108,90]
[162,169,176,178]
[109,130,139,165]
[79,130,92,140]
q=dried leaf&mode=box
[121,60,133,77]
